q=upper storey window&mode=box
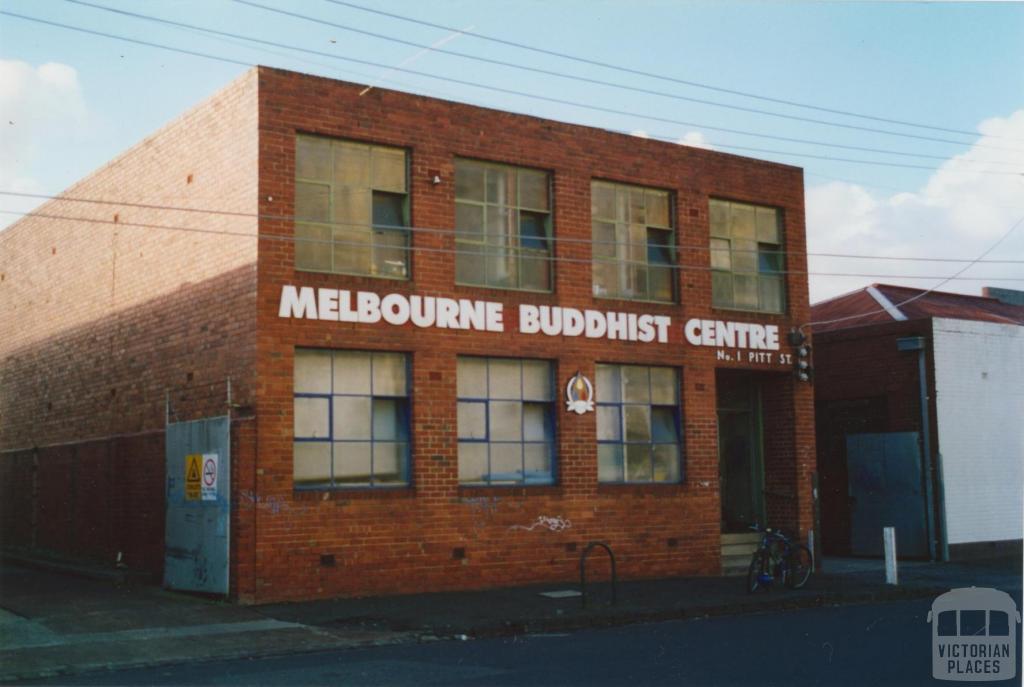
[294,134,409,279]
[591,181,674,303]
[455,159,552,292]
[709,199,785,314]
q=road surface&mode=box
[28,596,1024,686]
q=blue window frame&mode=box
[293,348,410,488]
[457,356,556,485]
[596,364,682,483]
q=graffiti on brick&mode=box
[509,515,572,532]
[462,496,501,516]
[238,490,288,514]
[238,490,316,515]
[462,496,502,536]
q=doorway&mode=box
[846,432,929,558]
[164,415,231,595]
[717,372,765,533]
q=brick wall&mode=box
[246,67,814,602]
[812,319,937,554]
[1,416,256,579]
[0,69,261,569]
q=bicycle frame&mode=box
[752,527,797,587]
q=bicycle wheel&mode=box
[784,545,813,589]
[746,550,768,593]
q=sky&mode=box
[1,0,1022,303]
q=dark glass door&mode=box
[718,374,764,532]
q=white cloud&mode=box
[0,60,89,227]
[806,109,1024,303]
[677,131,714,150]
[629,128,714,150]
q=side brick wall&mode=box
[0,69,261,573]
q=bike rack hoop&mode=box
[579,541,617,608]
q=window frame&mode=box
[456,356,557,486]
[595,363,684,484]
[293,348,412,490]
[591,180,677,304]
[294,134,412,280]
[708,198,787,314]
[454,158,554,293]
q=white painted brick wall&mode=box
[932,317,1024,545]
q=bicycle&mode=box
[745,524,813,593]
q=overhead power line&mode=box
[4,190,1024,265]
[609,129,1022,174]
[804,172,1024,212]
[4,209,1019,284]
[9,18,1022,190]
[320,0,1024,144]
[59,0,1007,163]
[230,0,1022,154]
[0,10,252,67]
[806,213,1024,328]
[2,201,1024,278]
[16,5,1024,175]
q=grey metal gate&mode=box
[164,416,231,594]
[846,432,928,558]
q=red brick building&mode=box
[1,67,815,603]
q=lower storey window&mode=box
[457,356,555,485]
[293,348,409,488]
[596,363,682,483]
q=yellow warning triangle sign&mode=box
[187,458,200,482]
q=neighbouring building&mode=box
[811,284,1023,560]
[0,67,815,603]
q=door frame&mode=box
[164,415,231,595]
[717,373,766,532]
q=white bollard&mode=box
[883,526,898,585]
[807,530,816,572]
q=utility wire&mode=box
[61,0,470,104]
[5,10,1021,177]
[4,190,1024,264]
[805,172,1024,212]
[3,209,1022,283]
[610,129,1021,174]
[321,0,1023,144]
[45,3,1024,166]
[230,0,1021,154]
[0,10,252,68]
[226,0,1021,153]
[806,213,1024,328]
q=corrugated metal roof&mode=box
[810,284,1024,333]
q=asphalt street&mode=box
[26,596,1024,686]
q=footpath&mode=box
[1,555,1020,683]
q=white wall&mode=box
[932,318,1024,545]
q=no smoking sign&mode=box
[200,453,218,501]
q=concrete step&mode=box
[722,559,752,576]
[721,542,760,557]
[721,532,760,576]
